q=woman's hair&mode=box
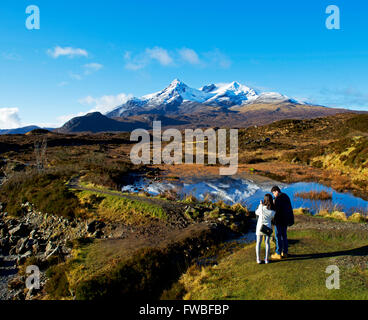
[263,194,275,211]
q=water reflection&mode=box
[122,176,368,216]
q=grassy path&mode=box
[67,176,189,227]
[180,215,368,300]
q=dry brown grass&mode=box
[294,190,332,200]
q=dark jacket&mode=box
[274,192,294,226]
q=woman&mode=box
[255,194,276,264]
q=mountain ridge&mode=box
[106,79,303,117]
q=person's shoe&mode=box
[271,253,282,260]
[265,260,269,264]
[281,253,289,259]
[257,260,262,264]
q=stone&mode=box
[0,237,9,250]
[0,227,8,238]
[13,290,25,300]
[7,219,17,228]
[9,224,29,237]
[45,246,60,260]
[29,230,37,239]
[45,242,55,254]
[16,238,28,255]
[32,243,40,254]
[17,251,32,265]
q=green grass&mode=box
[45,225,223,300]
[179,229,368,300]
[76,190,167,222]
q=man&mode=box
[270,186,294,260]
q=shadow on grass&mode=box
[281,245,368,262]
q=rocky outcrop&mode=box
[0,202,106,300]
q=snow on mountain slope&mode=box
[106,79,306,117]
[200,81,258,107]
[142,79,210,105]
[252,92,298,104]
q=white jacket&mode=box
[255,204,276,236]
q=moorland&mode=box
[0,112,368,300]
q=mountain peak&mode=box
[165,78,188,92]
[170,78,184,86]
[106,79,308,117]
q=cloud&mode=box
[302,87,368,110]
[124,47,231,70]
[145,47,173,66]
[65,63,103,82]
[83,63,103,75]
[57,81,69,87]
[78,93,133,114]
[124,47,174,70]
[57,93,133,126]
[2,52,21,61]
[57,112,86,125]
[0,108,21,129]
[204,49,232,69]
[178,48,200,64]
[124,52,145,70]
[69,72,83,80]
[47,46,88,58]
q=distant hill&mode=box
[55,112,151,134]
[0,126,54,135]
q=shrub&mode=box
[317,209,330,217]
[348,213,367,223]
[0,169,81,219]
[45,264,71,299]
[330,211,348,221]
[230,203,249,215]
[293,208,312,216]
[183,195,198,203]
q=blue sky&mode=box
[0,0,368,128]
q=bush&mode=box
[293,208,312,216]
[45,264,71,299]
[80,160,133,190]
[0,169,81,219]
[330,211,347,221]
[348,213,367,223]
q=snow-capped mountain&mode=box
[200,81,259,107]
[106,79,305,117]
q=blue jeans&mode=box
[275,225,288,255]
